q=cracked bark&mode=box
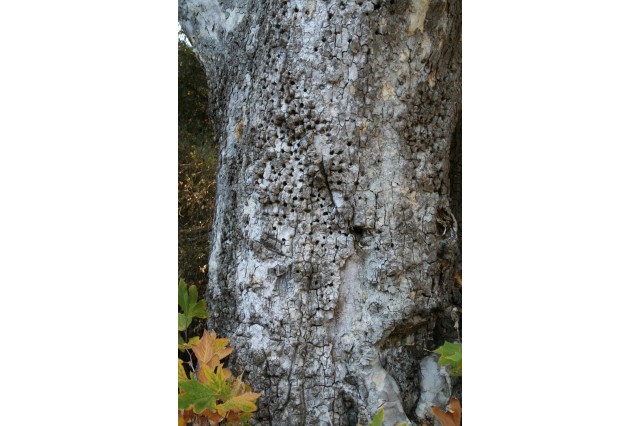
[179,0,461,424]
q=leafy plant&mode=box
[178,278,209,349]
[179,279,208,328]
[178,363,260,422]
[432,341,462,376]
[178,279,260,425]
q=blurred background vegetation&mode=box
[178,37,218,290]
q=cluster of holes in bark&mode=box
[251,2,371,278]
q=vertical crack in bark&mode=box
[318,158,337,211]
[280,344,298,412]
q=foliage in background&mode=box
[179,280,260,425]
[179,39,218,289]
[179,40,211,137]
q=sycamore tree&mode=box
[179,0,461,424]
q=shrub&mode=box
[179,279,260,425]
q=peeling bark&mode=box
[179,0,461,424]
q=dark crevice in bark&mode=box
[318,159,337,211]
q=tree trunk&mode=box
[179,1,461,424]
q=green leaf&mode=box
[442,351,462,363]
[205,364,233,401]
[433,341,462,376]
[370,409,384,426]
[178,364,234,414]
[178,279,190,313]
[433,341,461,357]
[178,378,218,414]
[178,279,209,326]
[192,299,209,319]
[188,285,199,310]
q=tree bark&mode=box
[179,1,461,424]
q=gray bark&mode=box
[179,0,461,424]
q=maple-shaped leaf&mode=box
[180,363,235,413]
[192,329,234,368]
[433,341,462,376]
[216,391,261,416]
[178,411,187,426]
[205,364,233,401]
[178,378,218,414]
[431,396,462,426]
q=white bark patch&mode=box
[407,0,430,36]
[364,355,411,425]
[335,256,363,343]
[415,354,452,422]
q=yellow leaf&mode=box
[217,391,261,416]
[192,330,234,368]
[196,363,212,384]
